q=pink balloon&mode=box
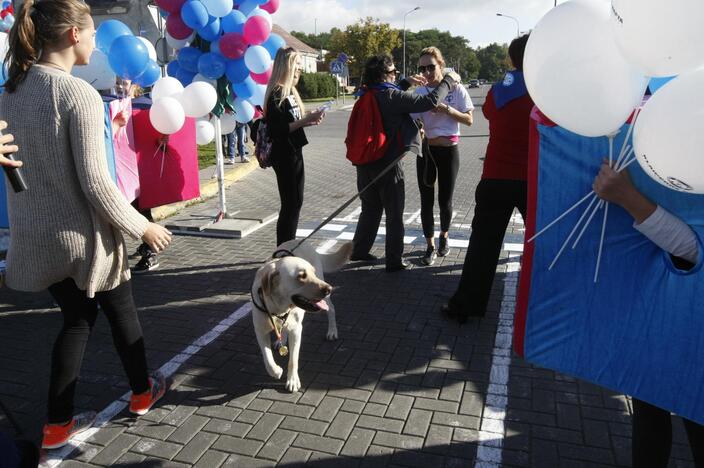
[156,0,186,14]
[251,66,272,84]
[220,32,248,59]
[243,15,271,46]
[166,12,193,40]
[261,0,280,14]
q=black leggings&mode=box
[416,145,460,239]
[632,399,704,467]
[46,278,150,423]
[272,150,304,246]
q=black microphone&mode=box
[0,129,27,193]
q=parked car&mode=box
[478,79,487,85]
[468,79,480,88]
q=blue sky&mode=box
[275,0,564,47]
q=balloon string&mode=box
[548,193,598,270]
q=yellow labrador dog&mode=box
[251,240,351,392]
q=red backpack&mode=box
[345,90,396,165]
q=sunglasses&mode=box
[385,69,401,76]
[418,64,437,74]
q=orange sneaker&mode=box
[41,411,96,450]
[129,371,166,416]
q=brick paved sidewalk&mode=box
[0,91,698,467]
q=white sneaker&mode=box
[241,155,251,163]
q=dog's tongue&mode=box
[316,299,329,311]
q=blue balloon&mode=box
[167,60,181,77]
[237,0,259,16]
[134,60,161,87]
[221,9,246,33]
[262,33,285,59]
[226,58,249,83]
[96,20,132,55]
[175,68,197,86]
[198,52,227,79]
[250,83,266,107]
[178,47,203,73]
[198,16,222,42]
[233,97,255,123]
[108,35,150,80]
[181,0,210,30]
[210,39,222,56]
[233,76,257,99]
[648,76,677,94]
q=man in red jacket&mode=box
[442,34,533,323]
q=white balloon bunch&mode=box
[149,76,217,143]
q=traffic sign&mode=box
[330,60,344,75]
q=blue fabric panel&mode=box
[524,123,704,425]
[103,101,117,184]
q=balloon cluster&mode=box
[524,0,704,193]
[158,0,285,127]
[149,76,218,137]
[96,20,161,88]
[0,1,14,33]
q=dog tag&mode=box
[278,345,289,357]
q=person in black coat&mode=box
[264,47,325,246]
[350,54,458,271]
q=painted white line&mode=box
[336,232,355,241]
[473,260,521,468]
[503,243,524,253]
[317,239,338,253]
[448,238,470,249]
[341,206,361,222]
[405,209,421,225]
[296,228,314,237]
[319,224,347,232]
[44,242,339,467]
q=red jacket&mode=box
[481,88,534,181]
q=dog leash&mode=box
[288,151,408,253]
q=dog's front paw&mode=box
[285,373,301,393]
[267,364,284,380]
[326,328,338,341]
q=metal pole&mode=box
[402,7,420,78]
[213,118,228,220]
[497,13,520,38]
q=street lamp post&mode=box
[496,13,520,38]
[403,6,421,78]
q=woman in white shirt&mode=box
[413,47,474,266]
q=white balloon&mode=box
[149,97,186,134]
[611,0,704,77]
[137,36,157,62]
[0,32,8,61]
[633,67,704,193]
[180,81,217,118]
[212,113,237,135]
[151,76,184,101]
[524,0,648,137]
[249,84,266,107]
[166,31,195,50]
[71,49,116,91]
[196,120,216,145]
[193,73,217,87]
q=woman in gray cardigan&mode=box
[1,0,171,450]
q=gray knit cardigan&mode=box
[0,65,149,297]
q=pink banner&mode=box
[132,109,200,210]
[109,98,140,202]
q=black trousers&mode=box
[448,179,527,316]
[352,160,405,267]
[272,149,304,246]
[46,278,150,423]
[632,399,704,467]
[416,145,460,239]
[131,199,154,255]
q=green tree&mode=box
[326,18,401,82]
[476,43,510,81]
[392,29,479,80]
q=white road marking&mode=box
[474,249,522,468]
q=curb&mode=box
[151,159,260,221]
